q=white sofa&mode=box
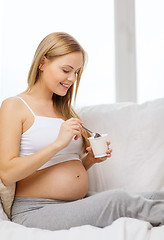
[0,98,164,240]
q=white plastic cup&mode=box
[88,133,108,158]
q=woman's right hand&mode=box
[55,118,83,150]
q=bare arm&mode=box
[0,98,83,186]
[81,153,95,170]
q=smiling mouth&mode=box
[60,82,71,90]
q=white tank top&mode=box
[16,97,83,170]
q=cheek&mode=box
[48,66,63,80]
[43,69,64,88]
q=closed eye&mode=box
[63,69,69,73]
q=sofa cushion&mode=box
[77,98,164,193]
[0,199,9,221]
[0,179,15,219]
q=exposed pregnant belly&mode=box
[15,160,88,200]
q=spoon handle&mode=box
[81,125,93,135]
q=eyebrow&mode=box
[64,65,81,71]
[64,65,73,69]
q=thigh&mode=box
[14,189,164,230]
[25,192,105,230]
[17,190,119,230]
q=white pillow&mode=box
[0,179,15,219]
[77,98,164,193]
[0,199,9,221]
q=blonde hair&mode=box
[26,32,90,153]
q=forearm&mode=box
[81,153,95,171]
[1,141,61,186]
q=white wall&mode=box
[0,0,115,107]
[1,0,164,106]
[135,0,164,103]
[114,0,137,102]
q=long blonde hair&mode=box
[26,32,90,153]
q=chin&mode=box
[53,91,68,97]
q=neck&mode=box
[27,82,53,103]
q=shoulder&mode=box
[0,97,24,120]
[1,96,20,107]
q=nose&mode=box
[67,73,77,83]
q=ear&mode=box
[38,56,47,71]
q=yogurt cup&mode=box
[88,133,108,158]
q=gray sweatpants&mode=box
[11,189,164,231]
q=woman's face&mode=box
[39,51,83,96]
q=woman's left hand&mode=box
[86,141,112,164]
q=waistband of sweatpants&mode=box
[13,196,69,204]
[12,192,96,211]
[11,196,71,217]
[13,191,95,204]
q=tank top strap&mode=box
[16,96,36,117]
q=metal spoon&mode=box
[82,125,101,138]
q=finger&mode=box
[71,124,83,134]
[98,156,107,162]
[86,147,94,155]
[106,151,112,157]
[106,148,112,153]
[74,134,81,140]
[73,130,82,140]
[74,135,78,140]
[66,122,82,132]
[86,146,92,151]
[68,118,83,125]
[107,153,111,157]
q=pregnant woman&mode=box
[0,32,164,230]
